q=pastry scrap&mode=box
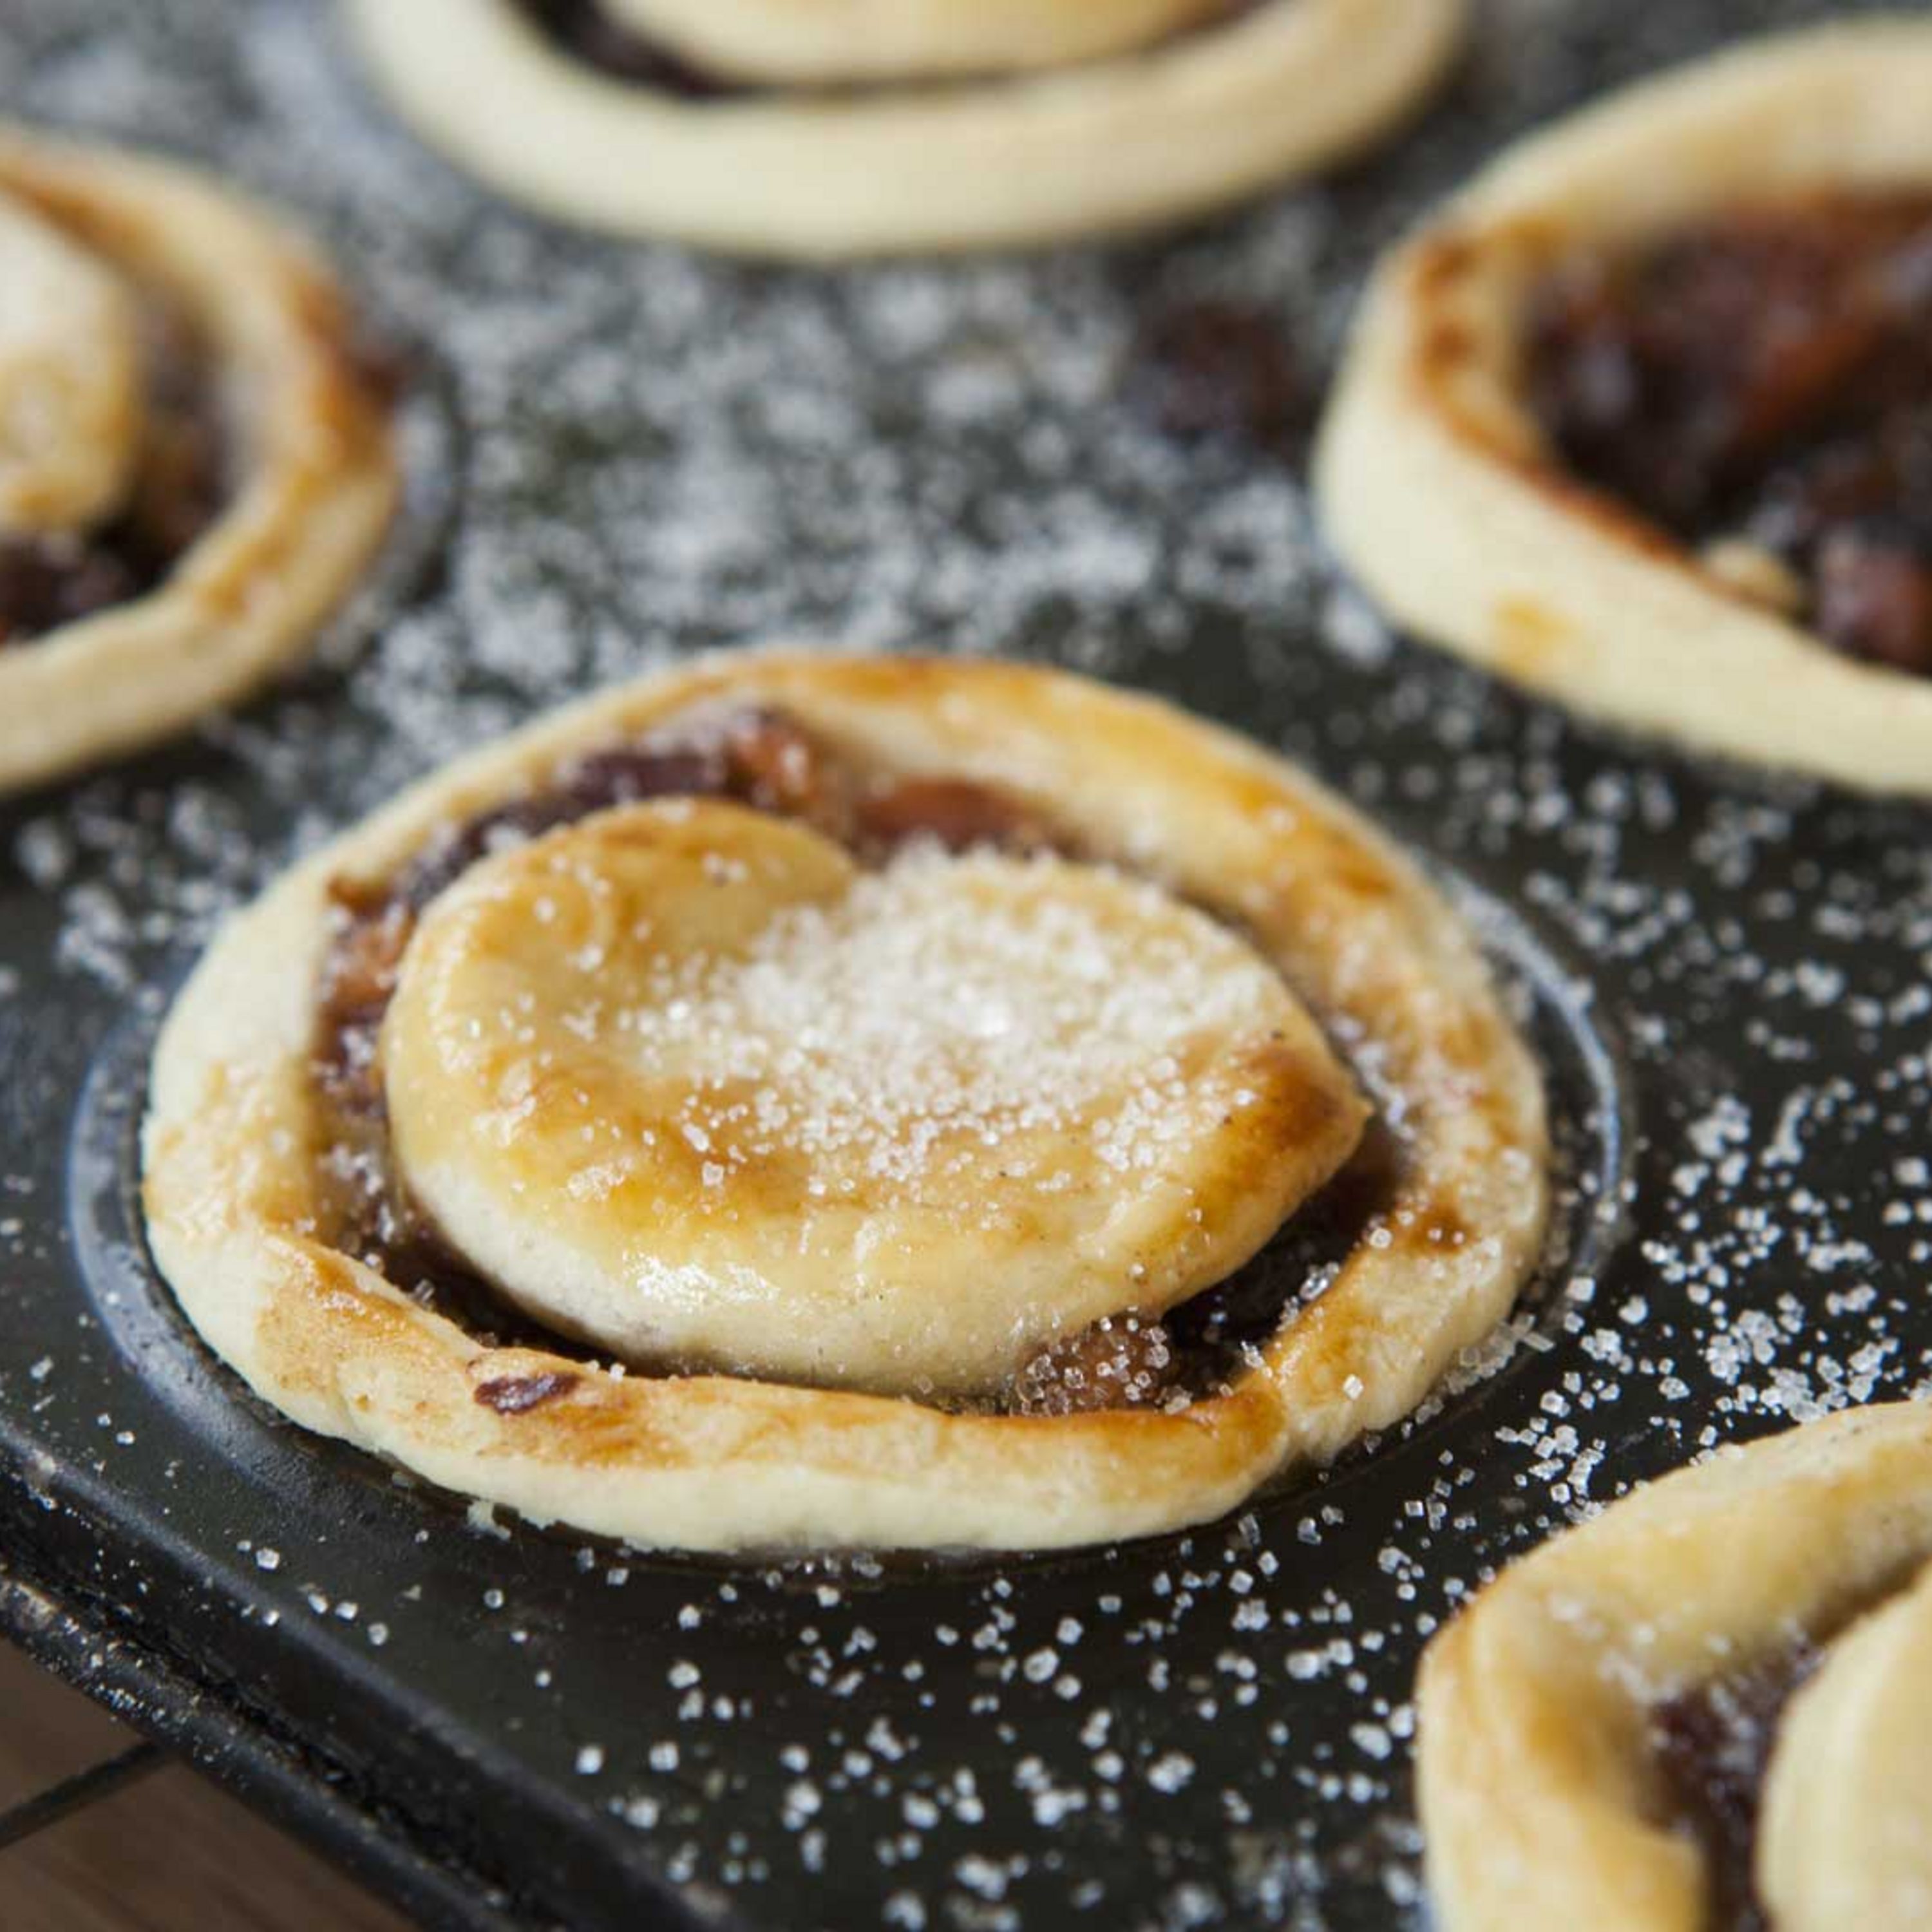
[345,0,1466,258]
[0,125,398,795]
[143,653,1548,1553]
[1316,21,1932,795]
[1419,1401,1932,1932]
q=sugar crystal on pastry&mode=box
[382,801,1368,1394]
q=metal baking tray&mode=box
[1,1,1919,1926]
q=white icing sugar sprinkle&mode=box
[519,842,1297,1195]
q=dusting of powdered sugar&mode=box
[431,835,1302,1197]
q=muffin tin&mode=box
[1,1,1924,1927]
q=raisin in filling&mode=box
[0,303,229,650]
[1648,1642,1818,1932]
[513,0,739,97]
[312,704,1399,1413]
[1527,193,1932,674]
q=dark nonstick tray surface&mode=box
[3,2,1927,1927]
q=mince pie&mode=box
[348,0,1465,257]
[0,124,397,793]
[143,652,1548,1553]
[1317,21,1932,795]
[1419,1400,1932,1932]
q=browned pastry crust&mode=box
[1419,1401,1932,1932]
[0,125,397,793]
[348,0,1466,258]
[144,652,1547,1553]
[1317,19,1932,794]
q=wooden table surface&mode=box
[0,1638,410,1931]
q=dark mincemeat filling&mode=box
[312,704,1399,1416]
[1648,1639,1821,1932]
[0,304,229,649]
[1528,193,1932,673]
[515,0,735,97]
[1124,301,1306,451]
[513,0,1257,99]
